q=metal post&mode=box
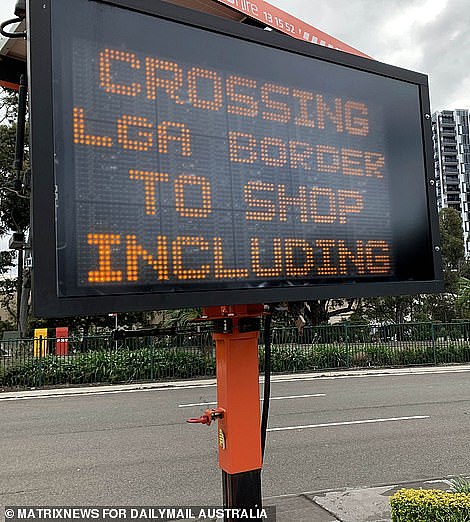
[16,249,23,327]
[109,313,118,349]
[214,326,263,515]
[150,339,154,381]
[431,322,437,365]
[38,335,43,387]
[222,470,262,512]
[189,304,264,518]
[13,74,28,331]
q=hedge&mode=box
[390,489,470,521]
[259,343,470,372]
[2,341,470,388]
[0,348,216,387]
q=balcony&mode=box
[441,128,456,137]
[443,157,459,165]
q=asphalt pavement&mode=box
[1,365,470,521]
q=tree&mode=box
[349,296,414,324]
[0,89,17,126]
[29,310,162,338]
[0,123,29,234]
[0,86,30,334]
[438,206,470,293]
[440,208,465,268]
[0,250,16,330]
[269,299,358,330]
[158,308,201,327]
[456,278,470,319]
[409,293,458,323]
[345,208,468,325]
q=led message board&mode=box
[28,0,443,317]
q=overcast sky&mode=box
[1,0,469,111]
[269,0,470,112]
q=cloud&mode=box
[269,0,411,57]
[408,0,470,110]
[269,0,470,111]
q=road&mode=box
[1,367,470,507]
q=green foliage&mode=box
[457,278,470,319]
[451,479,470,495]
[0,88,19,125]
[0,118,30,234]
[350,296,414,324]
[2,323,470,388]
[269,299,357,328]
[439,208,466,293]
[260,341,470,373]
[0,250,17,326]
[160,308,201,327]
[390,488,470,521]
[4,341,469,389]
[413,294,459,323]
[0,346,216,387]
[0,87,30,333]
[440,208,465,270]
[29,310,162,338]
[348,208,467,325]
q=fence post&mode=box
[344,323,350,368]
[431,322,437,365]
[150,338,155,381]
[38,335,43,387]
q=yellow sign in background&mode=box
[33,328,48,357]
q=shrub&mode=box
[259,344,349,373]
[259,342,465,374]
[390,488,470,521]
[3,334,470,389]
[435,344,470,364]
[0,347,216,387]
[451,478,470,495]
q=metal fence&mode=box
[1,322,470,390]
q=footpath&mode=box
[267,477,454,521]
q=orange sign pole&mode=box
[188,304,265,510]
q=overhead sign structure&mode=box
[213,0,370,58]
[28,0,442,317]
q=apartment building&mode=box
[432,109,470,255]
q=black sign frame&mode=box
[28,0,443,317]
